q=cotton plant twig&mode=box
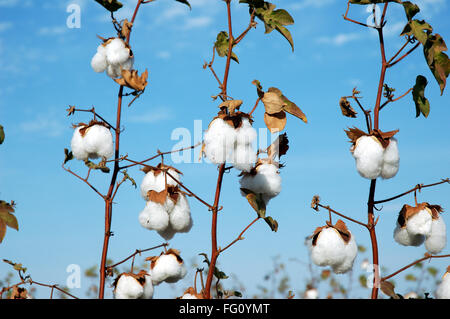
[105,243,169,271]
[219,217,261,253]
[313,201,368,229]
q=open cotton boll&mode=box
[83,125,114,160]
[169,195,192,233]
[235,118,257,146]
[232,144,257,172]
[140,169,180,199]
[239,164,282,200]
[331,232,357,274]
[138,201,169,232]
[310,228,347,267]
[425,215,447,254]
[150,254,187,285]
[381,138,399,179]
[70,127,89,161]
[114,275,144,299]
[141,275,154,299]
[304,288,319,299]
[393,223,425,246]
[106,64,122,78]
[105,38,130,65]
[406,209,433,237]
[436,273,450,299]
[204,142,229,164]
[352,136,384,180]
[204,118,237,164]
[157,225,177,241]
[91,51,108,73]
[181,293,198,299]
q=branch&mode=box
[67,106,116,131]
[219,217,260,253]
[233,9,256,45]
[343,1,375,29]
[388,42,421,68]
[316,203,368,228]
[62,163,105,199]
[106,243,169,271]
[379,87,413,111]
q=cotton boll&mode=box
[310,228,347,267]
[105,38,130,65]
[236,118,257,146]
[393,223,425,246]
[381,138,399,179]
[239,164,282,200]
[114,275,144,299]
[150,254,187,285]
[331,232,357,274]
[121,56,134,71]
[406,209,433,237]
[138,201,169,232]
[436,273,450,299]
[425,215,447,254]
[169,195,192,233]
[304,288,319,299]
[83,125,114,160]
[140,169,180,199]
[106,64,122,78]
[352,136,384,180]
[181,293,198,299]
[70,127,89,161]
[91,52,108,73]
[157,225,177,241]
[204,118,237,164]
[141,275,154,299]
[232,144,257,172]
[204,141,229,164]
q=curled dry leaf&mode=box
[264,111,287,133]
[114,69,148,92]
[371,129,399,148]
[218,100,243,115]
[345,127,368,145]
[311,219,351,246]
[339,97,357,118]
[380,281,399,299]
[120,19,133,39]
[9,286,29,299]
[311,195,320,211]
[262,91,285,114]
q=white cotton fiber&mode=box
[114,275,144,299]
[425,215,447,254]
[231,144,257,172]
[331,231,357,274]
[138,201,169,232]
[91,51,108,73]
[239,163,282,202]
[71,127,89,161]
[236,118,257,146]
[141,274,154,299]
[310,228,347,267]
[83,125,114,160]
[352,136,384,180]
[169,194,192,233]
[106,64,122,78]
[204,118,236,164]
[304,288,319,299]
[393,223,425,247]
[140,169,180,199]
[181,293,198,299]
[150,254,187,285]
[406,209,433,236]
[157,225,177,241]
[380,138,399,179]
[105,38,130,65]
[436,273,450,299]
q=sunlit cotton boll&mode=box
[406,209,433,237]
[83,125,114,160]
[204,118,237,164]
[381,138,400,179]
[114,275,144,299]
[425,215,447,254]
[310,228,347,268]
[169,194,192,233]
[138,201,169,232]
[393,223,425,247]
[331,231,357,274]
[70,127,89,161]
[91,50,108,73]
[140,169,180,199]
[235,118,257,146]
[105,38,131,65]
[239,164,282,202]
[150,254,187,285]
[232,144,257,173]
[141,275,154,299]
[436,273,450,299]
[352,136,384,180]
[157,225,177,241]
[106,64,122,79]
[304,288,319,299]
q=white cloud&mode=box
[316,32,362,46]
[182,16,212,30]
[288,0,335,11]
[0,0,19,7]
[19,114,66,138]
[38,26,67,36]
[415,0,446,17]
[156,51,171,60]
[127,109,172,124]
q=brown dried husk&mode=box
[73,120,109,137]
[397,202,440,227]
[311,219,352,246]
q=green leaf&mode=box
[214,31,239,64]
[412,75,430,118]
[401,19,433,45]
[94,0,123,12]
[423,34,450,95]
[275,25,294,52]
[264,216,278,232]
[64,148,73,165]
[175,0,191,9]
[405,274,417,281]
[402,1,420,21]
[427,267,438,277]
[121,170,137,188]
[241,188,266,218]
[0,125,4,145]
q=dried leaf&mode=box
[0,221,6,244]
[120,19,133,39]
[262,91,286,114]
[372,129,399,148]
[333,219,351,244]
[219,100,243,115]
[281,94,307,123]
[311,195,320,211]
[264,216,278,232]
[10,286,29,299]
[64,148,74,165]
[147,189,168,205]
[114,69,148,92]
[380,281,399,299]
[339,97,357,118]
[94,0,123,12]
[175,0,191,9]
[264,111,287,133]
[252,79,265,99]
[266,132,289,160]
[241,188,266,219]
[66,106,76,116]
[344,127,368,144]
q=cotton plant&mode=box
[70,121,114,161]
[139,164,193,240]
[146,249,187,285]
[113,270,154,299]
[91,37,134,79]
[394,202,446,254]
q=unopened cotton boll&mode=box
[169,195,192,233]
[310,228,347,268]
[425,215,447,254]
[232,144,257,173]
[406,209,433,237]
[381,138,399,179]
[436,273,450,299]
[150,254,187,285]
[331,231,357,274]
[71,127,89,161]
[393,223,425,247]
[83,125,114,160]
[114,275,144,299]
[138,201,169,232]
[239,164,282,202]
[235,118,257,146]
[352,136,384,180]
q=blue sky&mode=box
[0,0,449,299]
